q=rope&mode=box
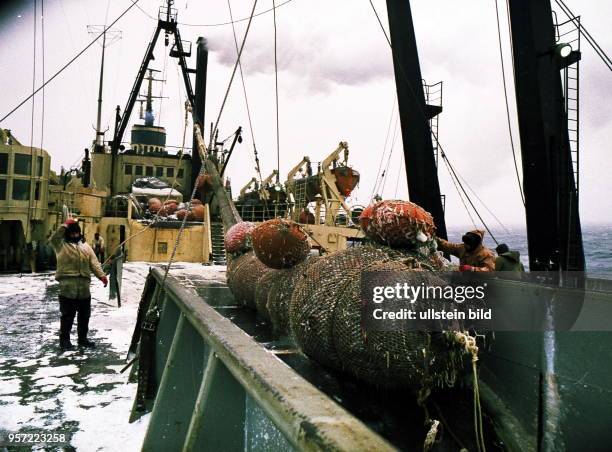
[209,0,259,151]
[0,0,142,124]
[273,0,280,182]
[454,332,486,452]
[423,419,440,452]
[494,0,525,206]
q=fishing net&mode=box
[289,246,391,368]
[254,269,280,321]
[226,252,269,309]
[333,260,463,389]
[289,244,463,389]
[266,259,316,335]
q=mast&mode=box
[191,37,208,192]
[508,0,585,271]
[87,26,121,153]
[385,0,447,240]
[94,30,107,152]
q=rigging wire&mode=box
[273,0,280,182]
[373,112,399,198]
[40,0,46,154]
[494,0,525,206]
[379,119,400,196]
[370,94,396,201]
[227,0,263,182]
[367,0,501,242]
[441,156,478,229]
[0,0,142,125]
[132,0,295,28]
[209,0,259,150]
[393,154,403,198]
[457,172,511,234]
[552,0,612,72]
[25,0,38,246]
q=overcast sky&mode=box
[0,0,611,229]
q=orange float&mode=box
[251,219,310,269]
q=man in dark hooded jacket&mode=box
[495,243,525,272]
[436,229,495,272]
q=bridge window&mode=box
[124,164,132,175]
[178,168,184,178]
[12,179,30,200]
[156,167,163,177]
[0,179,6,199]
[0,154,7,174]
[35,181,41,200]
[37,156,43,177]
[146,166,153,176]
[166,167,174,178]
[13,154,31,175]
[135,165,143,176]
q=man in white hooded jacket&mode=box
[51,219,108,350]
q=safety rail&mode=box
[137,267,396,451]
[238,203,356,227]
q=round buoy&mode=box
[360,200,436,248]
[252,219,310,269]
[224,222,256,255]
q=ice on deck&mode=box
[0,262,226,451]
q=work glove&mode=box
[459,264,474,272]
[100,275,108,287]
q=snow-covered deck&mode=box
[0,263,225,451]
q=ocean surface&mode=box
[446,224,612,279]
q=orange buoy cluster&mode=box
[359,200,436,248]
[251,219,310,269]
[224,221,256,255]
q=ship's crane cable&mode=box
[367,0,501,244]
[227,0,269,216]
[273,0,281,183]
[373,113,398,198]
[553,0,612,72]
[370,96,396,201]
[227,1,265,187]
[494,0,525,206]
[208,0,259,151]
[0,0,142,125]
[379,119,400,196]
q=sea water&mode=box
[447,224,612,278]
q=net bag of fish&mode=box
[333,260,463,389]
[254,269,280,322]
[226,251,270,309]
[266,258,317,335]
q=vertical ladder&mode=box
[210,222,226,265]
[556,14,581,195]
[422,80,443,167]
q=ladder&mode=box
[556,14,581,195]
[210,222,226,265]
[422,80,443,167]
